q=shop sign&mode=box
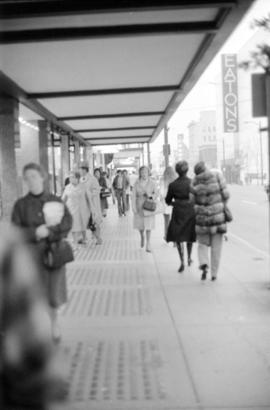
[222,54,239,132]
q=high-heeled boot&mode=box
[176,242,184,272]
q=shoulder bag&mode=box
[44,239,74,270]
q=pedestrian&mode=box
[166,161,196,273]
[122,169,130,211]
[62,171,92,247]
[11,163,73,342]
[132,165,157,252]
[190,161,230,281]
[160,166,177,240]
[94,168,109,217]
[113,169,126,216]
[0,223,67,409]
[79,163,103,245]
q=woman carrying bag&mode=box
[12,163,73,342]
[132,166,157,253]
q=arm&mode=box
[217,174,230,202]
[131,183,137,213]
[165,183,173,205]
[11,200,37,242]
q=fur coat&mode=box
[190,170,230,235]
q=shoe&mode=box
[188,258,193,266]
[146,247,152,253]
[178,264,185,273]
[200,264,208,281]
[211,276,217,281]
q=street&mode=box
[228,184,269,256]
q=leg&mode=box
[49,307,61,342]
[126,194,130,211]
[176,242,185,272]
[145,230,151,252]
[163,214,170,240]
[187,242,193,265]
[122,190,126,215]
[198,241,209,280]
[115,190,122,216]
[94,225,102,245]
[140,229,145,248]
[81,230,87,244]
[210,234,223,280]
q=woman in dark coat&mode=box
[94,168,109,217]
[11,162,73,342]
[166,161,196,273]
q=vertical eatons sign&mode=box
[222,54,239,132]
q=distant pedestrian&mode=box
[79,163,103,245]
[62,171,91,247]
[113,170,126,216]
[190,161,230,281]
[94,168,109,217]
[122,169,130,211]
[166,161,196,273]
[11,163,73,342]
[160,166,177,240]
[132,165,157,252]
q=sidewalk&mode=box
[58,204,270,410]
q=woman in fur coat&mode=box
[190,161,230,281]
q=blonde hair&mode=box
[163,166,176,188]
[139,166,150,178]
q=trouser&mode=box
[115,189,126,215]
[198,233,223,278]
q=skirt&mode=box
[166,201,196,243]
[43,265,67,308]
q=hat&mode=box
[194,161,206,175]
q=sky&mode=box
[151,0,269,155]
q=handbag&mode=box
[43,240,74,270]
[142,198,157,212]
[87,214,96,231]
[100,188,111,198]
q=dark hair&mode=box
[23,163,45,177]
[194,161,206,175]
[175,161,188,177]
[94,168,101,175]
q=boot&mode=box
[200,264,208,281]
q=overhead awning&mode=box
[0,1,254,146]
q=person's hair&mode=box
[194,161,206,175]
[23,163,45,177]
[175,161,189,177]
[94,168,101,176]
[69,171,80,180]
[139,166,150,178]
[163,166,176,186]
[80,165,89,172]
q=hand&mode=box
[36,224,49,240]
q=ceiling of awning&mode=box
[0,0,254,147]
